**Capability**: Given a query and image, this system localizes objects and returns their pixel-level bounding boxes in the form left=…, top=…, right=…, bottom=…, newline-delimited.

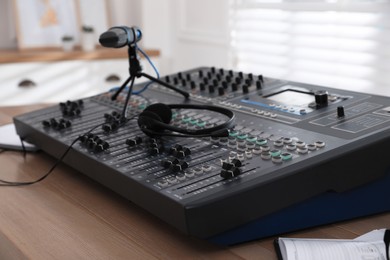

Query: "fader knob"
left=161, top=160, right=172, bottom=168
left=220, top=167, right=241, bottom=179
left=256, top=80, right=263, bottom=89
left=87, top=140, right=97, bottom=149
left=42, top=120, right=51, bottom=127
left=218, top=87, right=225, bottom=96
left=225, top=76, right=231, bottom=83
left=103, top=123, right=112, bottom=132
left=79, top=134, right=88, bottom=143
left=150, top=147, right=163, bottom=155
left=242, top=85, right=249, bottom=94
left=190, top=81, right=196, bottom=89
left=181, top=79, right=187, bottom=87
left=231, top=158, right=242, bottom=167
left=222, top=81, right=228, bottom=89
left=58, top=122, right=66, bottom=129
left=95, top=144, right=105, bottom=152
left=50, top=118, right=58, bottom=127
left=183, top=147, right=191, bottom=156
left=179, top=161, right=189, bottom=170
left=102, top=141, right=110, bottom=150
left=171, top=164, right=181, bottom=173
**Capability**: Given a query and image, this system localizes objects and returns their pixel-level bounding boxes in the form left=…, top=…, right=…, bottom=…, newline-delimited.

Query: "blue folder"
left=208, top=170, right=390, bottom=245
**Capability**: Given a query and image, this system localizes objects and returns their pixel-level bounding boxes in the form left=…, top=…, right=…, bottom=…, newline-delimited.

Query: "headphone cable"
left=0, top=115, right=137, bottom=187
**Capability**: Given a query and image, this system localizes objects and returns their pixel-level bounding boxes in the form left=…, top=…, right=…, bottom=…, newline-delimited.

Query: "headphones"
left=137, top=103, right=235, bottom=137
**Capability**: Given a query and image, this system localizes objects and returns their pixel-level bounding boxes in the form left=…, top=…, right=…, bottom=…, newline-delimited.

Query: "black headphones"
left=137, top=103, right=235, bottom=137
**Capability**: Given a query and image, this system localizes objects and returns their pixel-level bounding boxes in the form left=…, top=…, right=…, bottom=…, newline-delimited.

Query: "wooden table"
left=1, top=105, right=389, bottom=259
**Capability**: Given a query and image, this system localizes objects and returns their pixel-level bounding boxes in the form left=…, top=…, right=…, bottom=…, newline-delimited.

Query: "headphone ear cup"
left=143, top=103, right=172, bottom=124
left=138, top=111, right=165, bottom=132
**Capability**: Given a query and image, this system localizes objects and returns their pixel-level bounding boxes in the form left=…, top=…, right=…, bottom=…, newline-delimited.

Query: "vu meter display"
left=266, top=89, right=314, bottom=107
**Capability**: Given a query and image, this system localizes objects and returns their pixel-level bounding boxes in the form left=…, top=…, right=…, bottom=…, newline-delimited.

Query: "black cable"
left=384, top=229, right=390, bottom=260
left=0, top=136, right=80, bottom=186
left=121, top=76, right=136, bottom=119
left=0, top=116, right=136, bottom=187
left=19, top=136, right=27, bottom=159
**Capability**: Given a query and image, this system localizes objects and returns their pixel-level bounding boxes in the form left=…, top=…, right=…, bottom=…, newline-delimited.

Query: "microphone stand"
left=111, top=45, right=190, bottom=119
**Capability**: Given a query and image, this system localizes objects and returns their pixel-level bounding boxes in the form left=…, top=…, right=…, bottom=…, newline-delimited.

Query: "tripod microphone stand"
left=111, top=45, right=190, bottom=119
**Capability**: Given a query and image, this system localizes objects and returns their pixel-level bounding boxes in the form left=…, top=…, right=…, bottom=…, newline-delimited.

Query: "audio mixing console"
left=13, top=67, right=390, bottom=243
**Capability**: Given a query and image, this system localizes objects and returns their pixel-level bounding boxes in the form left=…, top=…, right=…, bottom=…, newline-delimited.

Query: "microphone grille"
left=99, top=28, right=128, bottom=48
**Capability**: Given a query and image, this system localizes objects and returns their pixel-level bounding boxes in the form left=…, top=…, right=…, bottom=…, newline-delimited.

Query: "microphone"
left=99, top=26, right=142, bottom=48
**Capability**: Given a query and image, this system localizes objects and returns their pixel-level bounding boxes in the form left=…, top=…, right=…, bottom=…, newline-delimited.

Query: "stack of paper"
left=275, top=229, right=389, bottom=260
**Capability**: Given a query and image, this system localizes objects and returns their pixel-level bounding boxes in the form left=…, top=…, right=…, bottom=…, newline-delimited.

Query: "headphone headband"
left=138, top=103, right=235, bottom=137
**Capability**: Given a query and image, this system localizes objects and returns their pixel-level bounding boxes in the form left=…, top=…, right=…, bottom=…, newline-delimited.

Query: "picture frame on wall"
left=13, top=0, right=80, bottom=50
left=76, top=0, right=111, bottom=37
left=76, top=0, right=110, bottom=51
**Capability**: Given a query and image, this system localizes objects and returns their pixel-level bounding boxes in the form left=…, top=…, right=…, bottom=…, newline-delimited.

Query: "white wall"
left=0, top=0, right=17, bottom=49
left=140, top=0, right=231, bottom=74
left=170, top=0, right=231, bottom=72
left=109, top=0, right=142, bottom=27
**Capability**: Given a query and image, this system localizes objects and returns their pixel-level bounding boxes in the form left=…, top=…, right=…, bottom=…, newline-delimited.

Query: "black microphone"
left=99, top=26, right=142, bottom=48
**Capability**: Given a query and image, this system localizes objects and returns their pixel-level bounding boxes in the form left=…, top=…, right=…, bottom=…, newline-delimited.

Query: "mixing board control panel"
left=14, top=67, right=390, bottom=239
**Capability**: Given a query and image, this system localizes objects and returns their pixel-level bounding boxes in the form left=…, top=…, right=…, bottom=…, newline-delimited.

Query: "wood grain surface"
left=0, top=105, right=389, bottom=260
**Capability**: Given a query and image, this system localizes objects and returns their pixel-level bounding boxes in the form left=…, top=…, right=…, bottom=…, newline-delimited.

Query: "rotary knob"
left=337, top=106, right=345, bottom=118
left=314, top=90, right=328, bottom=107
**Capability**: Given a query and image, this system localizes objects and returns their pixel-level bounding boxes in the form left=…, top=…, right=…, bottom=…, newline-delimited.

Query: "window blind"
left=230, top=0, right=390, bottom=95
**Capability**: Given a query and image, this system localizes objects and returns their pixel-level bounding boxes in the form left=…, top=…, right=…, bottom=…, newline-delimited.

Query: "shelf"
left=0, top=47, right=160, bottom=64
